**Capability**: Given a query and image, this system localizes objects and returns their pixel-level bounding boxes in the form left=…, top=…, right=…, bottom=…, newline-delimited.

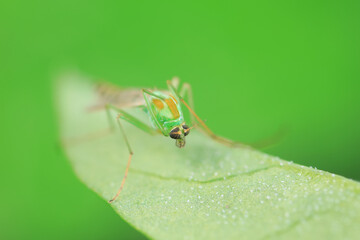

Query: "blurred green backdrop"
left=1, top=0, right=360, bottom=239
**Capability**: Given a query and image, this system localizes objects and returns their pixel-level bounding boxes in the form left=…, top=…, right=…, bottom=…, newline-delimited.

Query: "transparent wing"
left=89, top=82, right=146, bottom=110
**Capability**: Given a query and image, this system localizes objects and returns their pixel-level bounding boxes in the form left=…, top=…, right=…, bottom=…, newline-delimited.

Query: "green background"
left=1, top=1, right=359, bottom=239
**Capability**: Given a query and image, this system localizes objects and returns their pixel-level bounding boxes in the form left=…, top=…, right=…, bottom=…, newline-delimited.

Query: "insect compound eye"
left=170, top=127, right=181, bottom=139
left=182, top=124, right=190, bottom=136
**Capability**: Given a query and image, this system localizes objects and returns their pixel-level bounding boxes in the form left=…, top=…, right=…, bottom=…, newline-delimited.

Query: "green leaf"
left=57, top=74, right=360, bottom=240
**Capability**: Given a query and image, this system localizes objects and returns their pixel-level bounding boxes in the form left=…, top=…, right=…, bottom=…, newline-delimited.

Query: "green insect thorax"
left=143, top=90, right=184, bottom=135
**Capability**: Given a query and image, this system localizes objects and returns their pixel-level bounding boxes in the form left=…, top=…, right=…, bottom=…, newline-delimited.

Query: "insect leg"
left=105, top=104, right=159, bottom=135
left=181, top=98, right=287, bottom=149
left=142, top=89, right=166, bottom=100
left=166, top=80, right=237, bottom=145
left=108, top=114, right=133, bottom=203
left=170, top=76, right=180, bottom=90
left=166, top=80, right=287, bottom=149
left=165, top=79, right=195, bottom=126
left=167, top=80, right=241, bottom=146
left=178, top=82, right=195, bottom=124
left=180, top=98, right=250, bottom=148
left=106, top=105, right=159, bottom=203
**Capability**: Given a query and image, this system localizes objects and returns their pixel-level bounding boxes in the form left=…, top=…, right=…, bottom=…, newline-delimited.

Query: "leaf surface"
left=57, top=74, right=360, bottom=240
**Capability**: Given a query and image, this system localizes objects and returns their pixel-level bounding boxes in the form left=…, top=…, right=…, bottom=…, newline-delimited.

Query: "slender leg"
left=106, top=104, right=159, bottom=203
left=167, top=80, right=286, bottom=149
left=181, top=97, right=287, bottom=149
left=108, top=114, right=133, bottom=203
left=106, top=104, right=159, bottom=135
left=180, top=98, right=250, bottom=148
left=170, top=77, right=180, bottom=90
left=179, top=83, right=194, bottom=109
left=165, top=79, right=196, bottom=125
left=142, top=88, right=166, bottom=100
left=166, top=80, right=248, bottom=147
left=178, top=82, right=195, bottom=125
left=167, top=80, right=244, bottom=147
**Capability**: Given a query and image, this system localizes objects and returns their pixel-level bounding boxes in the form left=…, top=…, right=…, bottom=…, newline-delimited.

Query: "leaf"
left=57, top=73, right=360, bottom=240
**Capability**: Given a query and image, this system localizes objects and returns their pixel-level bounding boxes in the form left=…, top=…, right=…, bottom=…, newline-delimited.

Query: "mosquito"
left=92, top=77, right=262, bottom=203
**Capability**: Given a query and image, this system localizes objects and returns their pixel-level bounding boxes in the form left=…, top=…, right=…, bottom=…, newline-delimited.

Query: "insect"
left=93, top=77, right=251, bottom=203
